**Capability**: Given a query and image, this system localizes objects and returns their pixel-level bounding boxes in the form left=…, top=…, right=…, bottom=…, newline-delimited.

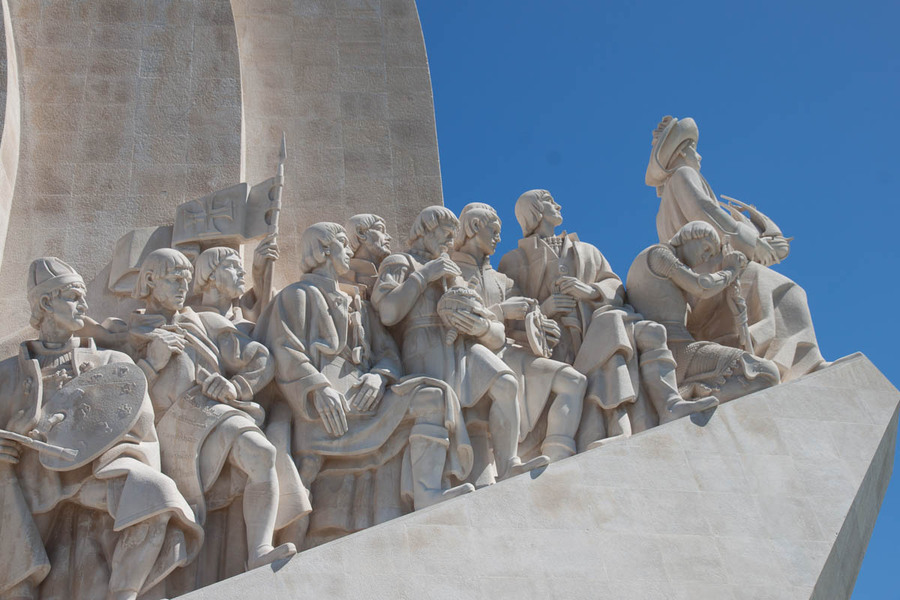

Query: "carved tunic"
left=657, top=166, right=826, bottom=381
left=0, top=338, right=202, bottom=598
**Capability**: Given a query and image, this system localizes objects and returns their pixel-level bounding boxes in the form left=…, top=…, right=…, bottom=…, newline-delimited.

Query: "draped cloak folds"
left=0, top=338, right=203, bottom=598
left=656, top=165, right=826, bottom=381
left=255, top=273, right=472, bottom=535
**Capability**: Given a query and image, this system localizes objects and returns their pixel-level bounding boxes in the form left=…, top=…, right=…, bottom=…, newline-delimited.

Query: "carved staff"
left=0, top=428, right=78, bottom=462
left=259, top=134, right=285, bottom=306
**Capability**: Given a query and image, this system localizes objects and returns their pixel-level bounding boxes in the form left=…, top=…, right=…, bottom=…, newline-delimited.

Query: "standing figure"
left=451, top=203, right=586, bottom=463
left=192, top=234, right=279, bottom=335
left=627, top=221, right=781, bottom=401
left=0, top=258, right=203, bottom=600
left=499, top=190, right=717, bottom=448
left=342, top=213, right=393, bottom=300
left=373, top=206, right=548, bottom=488
left=129, top=249, right=307, bottom=588
left=646, top=115, right=828, bottom=381
left=256, top=223, right=474, bottom=547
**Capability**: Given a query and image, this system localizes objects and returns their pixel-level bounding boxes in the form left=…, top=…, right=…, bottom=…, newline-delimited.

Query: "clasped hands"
left=314, top=373, right=386, bottom=437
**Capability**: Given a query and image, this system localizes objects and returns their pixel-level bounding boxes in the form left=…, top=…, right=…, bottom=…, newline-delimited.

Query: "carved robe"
left=657, top=166, right=827, bottom=381
left=0, top=338, right=203, bottom=599
left=256, top=273, right=471, bottom=544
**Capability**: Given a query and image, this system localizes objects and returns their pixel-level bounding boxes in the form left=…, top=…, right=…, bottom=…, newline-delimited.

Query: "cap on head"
left=27, top=257, right=84, bottom=306
left=645, top=116, right=699, bottom=189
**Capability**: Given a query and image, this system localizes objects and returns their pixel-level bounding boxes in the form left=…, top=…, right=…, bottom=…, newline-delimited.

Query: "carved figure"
left=192, top=234, right=279, bottom=334
left=646, top=116, right=828, bottom=381
left=256, top=223, right=474, bottom=547
left=451, top=203, right=586, bottom=463
left=373, top=207, right=549, bottom=487
left=129, top=249, right=307, bottom=584
left=499, top=191, right=717, bottom=448
left=627, top=221, right=781, bottom=401
left=0, top=258, right=203, bottom=600
left=342, top=213, right=393, bottom=300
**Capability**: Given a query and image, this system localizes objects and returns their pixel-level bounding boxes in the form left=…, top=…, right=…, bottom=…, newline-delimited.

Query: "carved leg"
left=489, top=374, right=549, bottom=480
left=107, top=514, right=169, bottom=600
left=230, top=430, right=297, bottom=570
left=542, top=366, right=586, bottom=462
left=408, top=386, right=474, bottom=508
left=635, top=322, right=718, bottom=423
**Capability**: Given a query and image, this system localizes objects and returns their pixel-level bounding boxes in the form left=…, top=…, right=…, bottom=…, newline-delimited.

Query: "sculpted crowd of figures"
left=0, top=117, right=829, bottom=600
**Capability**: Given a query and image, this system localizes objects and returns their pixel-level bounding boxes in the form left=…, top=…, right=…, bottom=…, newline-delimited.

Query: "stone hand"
left=556, top=276, right=596, bottom=301
left=350, top=373, right=387, bottom=412
left=146, top=329, right=185, bottom=371
left=767, top=235, right=791, bottom=261
left=499, top=297, right=532, bottom=320
left=541, top=293, right=576, bottom=317
left=253, top=233, right=279, bottom=273
left=722, top=250, right=748, bottom=273
left=314, top=386, right=350, bottom=437
left=753, top=237, right=782, bottom=267
left=447, top=310, right=491, bottom=338
left=202, top=372, right=238, bottom=403
left=540, top=316, right=561, bottom=347
left=420, top=255, right=461, bottom=283
left=0, top=438, right=20, bottom=465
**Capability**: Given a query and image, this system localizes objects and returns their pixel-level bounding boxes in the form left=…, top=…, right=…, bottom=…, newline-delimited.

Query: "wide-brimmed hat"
left=645, top=116, right=699, bottom=188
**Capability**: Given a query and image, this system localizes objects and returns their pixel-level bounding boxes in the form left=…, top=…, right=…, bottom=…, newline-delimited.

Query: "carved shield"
left=39, top=362, right=147, bottom=471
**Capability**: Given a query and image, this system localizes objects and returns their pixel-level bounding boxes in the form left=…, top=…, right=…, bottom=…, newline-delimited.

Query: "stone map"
left=0, top=2, right=892, bottom=600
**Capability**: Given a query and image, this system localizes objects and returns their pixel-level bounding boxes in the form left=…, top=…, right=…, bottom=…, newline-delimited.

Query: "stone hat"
left=27, top=257, right=84, bottom=305
left=645, top=116, right=699, bottom=188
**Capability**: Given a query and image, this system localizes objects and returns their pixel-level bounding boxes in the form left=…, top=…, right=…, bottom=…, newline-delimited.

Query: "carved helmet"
left=645, top=116, right=699, bottom=189
left=27, top=257, right=84, bottom=306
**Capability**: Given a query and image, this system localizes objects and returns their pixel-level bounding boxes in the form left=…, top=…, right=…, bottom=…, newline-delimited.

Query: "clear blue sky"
left=417, top=2, right=900, bottom=596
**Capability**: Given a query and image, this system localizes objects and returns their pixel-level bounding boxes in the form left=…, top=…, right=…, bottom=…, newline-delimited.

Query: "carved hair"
left=193, top=247, right=241, bottom=293
left=514, top=189, right=553, bottom=237
left=407, top=206, right=458, bottom=247
left=346, top=213, right=385, bottom=254
left=29, top=282, right=86, bottom=329
left=669, top=221, right=720, bottom=248
left=454, top=203, right=500, bottom=250
left=299, top=222, right=346, bottom=273
left=134, top=248, right=193, bottom=300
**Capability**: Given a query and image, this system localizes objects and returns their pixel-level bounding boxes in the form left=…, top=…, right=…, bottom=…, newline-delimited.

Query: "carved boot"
left=409, top=423, right=475, bottom=509
left=541, top=434, right=577, bottom=463
left=244, top=480, right=298, bottom=570
left=640, top=348, right=718, bottom=424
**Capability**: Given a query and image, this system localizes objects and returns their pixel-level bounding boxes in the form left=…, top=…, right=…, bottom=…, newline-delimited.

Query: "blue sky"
left=417, top=2, right=900, bottom=596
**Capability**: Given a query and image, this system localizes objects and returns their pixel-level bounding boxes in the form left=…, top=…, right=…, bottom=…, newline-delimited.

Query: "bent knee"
left=491, top=373, right=518, bottom=401
left=408, top=386, right=445, bottom=420
left=635, top=321, right=667, bottom=350
left=554, top=366, right=587, bottom=395
left=234, top=429, right=277, bottom=472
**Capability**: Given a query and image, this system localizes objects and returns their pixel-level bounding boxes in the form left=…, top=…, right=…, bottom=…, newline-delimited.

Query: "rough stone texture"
left=179, top=354, right=898, bottom=600
left=0, top=0, right=20, bottom=279
left=230, top=0, right=443, bottom=292
left=0, top=0, right=442, bottom=354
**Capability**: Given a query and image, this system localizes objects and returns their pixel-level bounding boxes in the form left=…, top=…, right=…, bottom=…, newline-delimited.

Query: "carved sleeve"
left=372, top=254, right=425, bottom=326
left=647, top=245, right=680, bottom=279
left=668, top=167, right=759, bottom=257
left=216, top=325, right=275, bottom=401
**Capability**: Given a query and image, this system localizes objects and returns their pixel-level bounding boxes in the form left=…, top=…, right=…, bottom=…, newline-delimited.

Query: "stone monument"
left=0, top=2, right=893, bottom=599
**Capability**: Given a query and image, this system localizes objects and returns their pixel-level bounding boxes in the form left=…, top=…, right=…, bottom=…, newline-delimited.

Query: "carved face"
left=328, top=231, right=352, bottom=276
left=681, top=142, right=702, bottom=171
left=361, top=220, right=392, bottom=260
left=44, top=285, right=88, bottom=333
left=540, top=195, right=563, bottom=228
left=150, top=267, right=192, bottom=311
left=472, top=216, right=502, bottom=257
left=423, top=222, right=457, bottom=258
left=680, top=237, right=719, bottom=269
left=213, top=255, right=246, bottom=299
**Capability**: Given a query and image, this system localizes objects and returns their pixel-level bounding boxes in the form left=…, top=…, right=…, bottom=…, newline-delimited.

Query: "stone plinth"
left=180, top=354, right=898, bottom=600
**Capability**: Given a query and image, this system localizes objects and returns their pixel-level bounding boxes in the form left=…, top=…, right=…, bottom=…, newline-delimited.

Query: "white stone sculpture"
left=342, top=214, right=394, bottom=300
left=0, top=258, right=203, bottom=600
left=373, top=206, right=549, bottom=487
left=646, top=116, right=828, bottom=381
left=451, top=203, right=586, bottom=464
left=128, top=249, right=308, bottom=590
left=627, top=221, right=781, bottom=401
left=499, top=190, right=717, bottom=448
left=256, top=223, right=475, bottom=548
left=192, top=235, right=279, bottom=334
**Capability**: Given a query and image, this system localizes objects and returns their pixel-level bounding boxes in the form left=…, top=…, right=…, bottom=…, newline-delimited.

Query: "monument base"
left=180, top=353, right=898, bottom=600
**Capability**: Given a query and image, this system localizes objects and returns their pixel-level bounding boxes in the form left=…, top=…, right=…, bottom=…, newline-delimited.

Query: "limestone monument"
left=0, top=2, right=893, bottom=599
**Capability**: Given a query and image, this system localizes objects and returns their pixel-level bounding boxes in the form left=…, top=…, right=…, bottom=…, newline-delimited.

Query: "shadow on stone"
left=690, top=405, right=717, bottom=427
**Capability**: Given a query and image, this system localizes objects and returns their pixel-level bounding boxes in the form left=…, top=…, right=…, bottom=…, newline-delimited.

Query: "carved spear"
left=259, top=134, right=285, bottom=306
